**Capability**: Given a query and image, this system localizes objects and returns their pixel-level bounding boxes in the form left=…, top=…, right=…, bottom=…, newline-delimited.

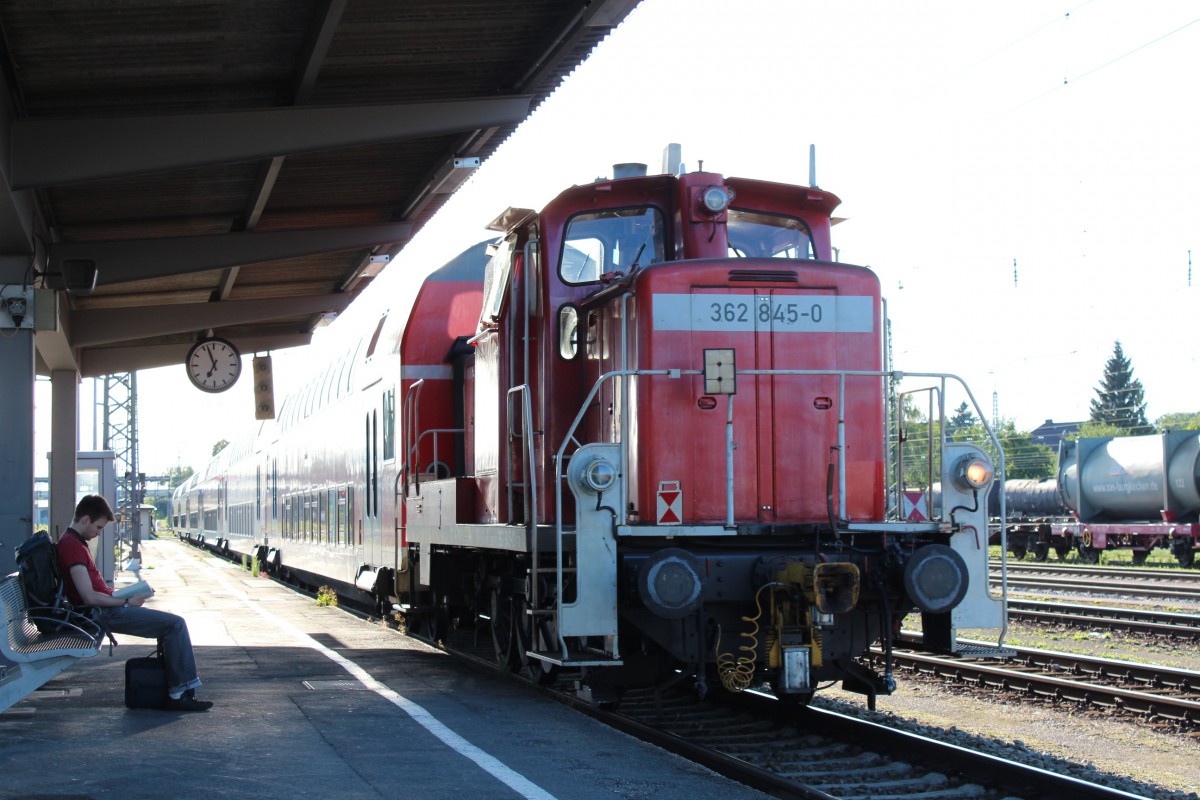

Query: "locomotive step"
left=893, top=634, right=1015, bottom=660
left=526, top=649, right=624, bottom=668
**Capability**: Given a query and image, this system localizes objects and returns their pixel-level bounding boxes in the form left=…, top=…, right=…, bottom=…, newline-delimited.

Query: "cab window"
left=480, top=236, right=516, bottom=324
left=727, top=210, right=814, bottom=259
left=560, top=207, right=665, bottom=284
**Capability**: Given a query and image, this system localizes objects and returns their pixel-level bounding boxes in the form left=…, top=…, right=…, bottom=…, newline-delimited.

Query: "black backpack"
left=16, top=530, right=72, bottom=633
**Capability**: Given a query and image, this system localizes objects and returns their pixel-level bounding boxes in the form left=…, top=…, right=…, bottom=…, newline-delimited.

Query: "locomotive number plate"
left=652, top=294, right=873, bottom=333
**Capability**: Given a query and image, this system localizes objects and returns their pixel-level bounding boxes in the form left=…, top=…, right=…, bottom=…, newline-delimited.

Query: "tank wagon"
left=984, top=432, right=1200, bottom=565
left=174, top=153, right=1007, bottom=704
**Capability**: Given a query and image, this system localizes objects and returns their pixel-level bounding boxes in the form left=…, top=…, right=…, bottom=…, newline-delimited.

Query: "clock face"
left=186, top=337, right=242, bottom=393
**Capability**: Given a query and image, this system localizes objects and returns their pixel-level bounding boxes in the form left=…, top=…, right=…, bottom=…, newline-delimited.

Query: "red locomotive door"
left=761, top=288, right=840, bottom=523
left=694, top=287, right=840, bottom=524
left=646, top=281, right=874, bottom=526
left=684, top=288, right=766, bottom=523
left=682, top=286, right=842, bottom=524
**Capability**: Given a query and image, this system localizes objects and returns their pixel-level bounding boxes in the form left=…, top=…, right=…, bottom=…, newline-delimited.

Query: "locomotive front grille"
left=728, top=269, right=799, bottom=283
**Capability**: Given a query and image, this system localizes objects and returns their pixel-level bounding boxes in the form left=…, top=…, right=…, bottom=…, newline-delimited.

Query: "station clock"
left=185, top=337, right=242, bottom=393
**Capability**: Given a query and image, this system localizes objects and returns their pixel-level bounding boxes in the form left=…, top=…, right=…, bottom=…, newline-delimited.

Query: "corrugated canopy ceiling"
left=0, top=0, right=638, bottom=377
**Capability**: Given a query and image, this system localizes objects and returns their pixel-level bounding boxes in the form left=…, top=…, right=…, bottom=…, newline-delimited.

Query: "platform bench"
left=1, top=573, right=103, bottom=713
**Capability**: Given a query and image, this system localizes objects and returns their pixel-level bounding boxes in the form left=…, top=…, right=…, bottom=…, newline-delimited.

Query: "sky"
left=36, top=0, right=1200, bottom=476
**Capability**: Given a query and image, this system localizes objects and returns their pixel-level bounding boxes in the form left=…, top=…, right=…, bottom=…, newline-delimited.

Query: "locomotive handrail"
left=506, top=385, right=539, bottom=597
left=888, top=371, right=1009, bottom=643
left=401, top=429, right=464, bottom=482
left=553, top=368, right=688, bottom=658
left=400, top=376, right=464, bottom=488
left=553, top=367, right=1005, bottom=529
left=896, top=385, right=941, bottom=523
left=398, top=376, right=473, bottom=580
left=548, top=367, right=1008, bottom=658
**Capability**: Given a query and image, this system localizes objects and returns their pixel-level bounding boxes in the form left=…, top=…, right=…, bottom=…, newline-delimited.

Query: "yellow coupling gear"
left=767, top=561, right=862, bottom=671
left=773, top=561, right=861, bottom=613
left=713, top=563, right=862, bottom=694
left=811, top=562, right=860, bottom=613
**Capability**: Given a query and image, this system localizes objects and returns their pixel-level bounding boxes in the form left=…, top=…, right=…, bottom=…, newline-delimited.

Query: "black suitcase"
left=124, top=651, right=168, bottom=709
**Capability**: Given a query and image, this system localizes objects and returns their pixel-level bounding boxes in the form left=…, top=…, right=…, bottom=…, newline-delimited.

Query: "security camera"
left=6, top=296, right=26, bottom=328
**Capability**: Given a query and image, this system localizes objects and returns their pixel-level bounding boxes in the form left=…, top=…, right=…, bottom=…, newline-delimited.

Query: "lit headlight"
left=699, top=186, right=731, bottom=214
left=954, top=456, right=993, bottom=491
left=584, top=459, right=618, bottom=493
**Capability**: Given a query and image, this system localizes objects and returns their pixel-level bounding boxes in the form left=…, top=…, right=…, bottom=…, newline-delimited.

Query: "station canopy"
left=1, top=0, right=639, bottom=377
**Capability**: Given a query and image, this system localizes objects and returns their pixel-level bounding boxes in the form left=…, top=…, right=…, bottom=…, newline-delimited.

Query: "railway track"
left=221, top=547, right=1181, bottom=798
left=1006, top=599, right=1200, bottom=640
left=995, top=563, right=1200, bottom=584
left=885, top=637, right=1200, bottom=730
left=607, top=687, right=1156, bottom=800
left=405, top=620, right=1168, bottom=799
left=991, top=564, right=1200, bottom=602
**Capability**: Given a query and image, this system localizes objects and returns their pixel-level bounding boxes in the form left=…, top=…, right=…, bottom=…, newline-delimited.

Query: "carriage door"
left=379, top=386, right=396, bottom=575
left=364, top=402, right=382, bottom=568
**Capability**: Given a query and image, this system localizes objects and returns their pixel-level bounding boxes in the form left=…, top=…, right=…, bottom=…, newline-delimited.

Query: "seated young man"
left=56, top=494, right=213, bottom=712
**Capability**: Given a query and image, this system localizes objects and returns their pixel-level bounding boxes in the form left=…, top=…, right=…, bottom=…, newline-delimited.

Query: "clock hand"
left=206, top=344, right=218, bottom=378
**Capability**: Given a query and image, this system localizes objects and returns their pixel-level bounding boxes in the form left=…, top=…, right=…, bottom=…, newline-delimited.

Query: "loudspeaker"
left=253, top=355, right=275, bottom=420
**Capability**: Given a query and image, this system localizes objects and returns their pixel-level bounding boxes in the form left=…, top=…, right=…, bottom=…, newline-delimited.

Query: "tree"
left=945, top=402, right=978, bottom=440
left=958, top=419, right=1055, bottom=480
left=151, top=466, right=195, bottom=520
left=1073, top=421, right=1125, bottom=440
left=166, top=465, right=194, bottom=489
left=212, top=439, right=229, bottom=457
left=1155, top=411, right=1200, bottom=432
left=1088, top=341, right=1151, bottom=434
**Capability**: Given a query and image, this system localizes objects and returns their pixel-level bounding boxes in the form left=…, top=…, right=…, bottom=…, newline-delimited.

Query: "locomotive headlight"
left=953, top=456, right=994, bottom=491
left=699, top=186, right=731, bottom=214
left=583, top=459, right=618, bottom=493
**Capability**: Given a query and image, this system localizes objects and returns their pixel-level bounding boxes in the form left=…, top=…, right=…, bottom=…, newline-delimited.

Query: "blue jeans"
left=97, top=605, right=203, bottom=696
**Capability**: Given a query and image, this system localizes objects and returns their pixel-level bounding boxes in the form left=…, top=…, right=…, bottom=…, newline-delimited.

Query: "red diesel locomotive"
left=174, top=152, right=1007, bottom=704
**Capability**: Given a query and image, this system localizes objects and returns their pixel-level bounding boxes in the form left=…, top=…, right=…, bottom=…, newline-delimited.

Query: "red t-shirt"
left=55, top=529, right=112, bottom=605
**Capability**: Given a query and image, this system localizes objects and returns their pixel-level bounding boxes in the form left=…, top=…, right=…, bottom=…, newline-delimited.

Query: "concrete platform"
left=0, top=538, right=771, bottom=800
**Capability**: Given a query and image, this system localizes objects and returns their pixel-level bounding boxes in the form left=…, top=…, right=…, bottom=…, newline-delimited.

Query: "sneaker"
left=163, top=693, right=213, bottom=712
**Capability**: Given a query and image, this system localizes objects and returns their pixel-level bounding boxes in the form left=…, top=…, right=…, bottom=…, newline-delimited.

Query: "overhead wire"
left=1004, top=11, right=1200, bottom=114
left=941, top=0, right=1096, bottom=84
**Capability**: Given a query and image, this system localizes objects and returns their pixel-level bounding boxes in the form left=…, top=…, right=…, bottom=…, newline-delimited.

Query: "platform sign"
left=657, top=481, right=683, bottom=525
left=902, top=491, right=929, bottom=522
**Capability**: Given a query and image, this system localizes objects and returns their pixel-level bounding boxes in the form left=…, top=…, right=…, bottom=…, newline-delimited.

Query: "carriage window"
left=727, top=210, right=815, bottom=259
left=382, top=387, right=396, bottom=460
left=560, top=207, right=664, bottom=285
left=336, top=487, right=348, bottom=546
left=323, top=489, right=333, bottom=543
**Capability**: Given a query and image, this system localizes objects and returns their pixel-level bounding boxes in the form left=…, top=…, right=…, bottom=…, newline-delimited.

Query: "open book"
left=112, top=580, right=155, bottom=600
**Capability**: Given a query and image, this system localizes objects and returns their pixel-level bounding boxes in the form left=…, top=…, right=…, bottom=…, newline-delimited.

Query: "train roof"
left=426, top=240, right=495, bottom=282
